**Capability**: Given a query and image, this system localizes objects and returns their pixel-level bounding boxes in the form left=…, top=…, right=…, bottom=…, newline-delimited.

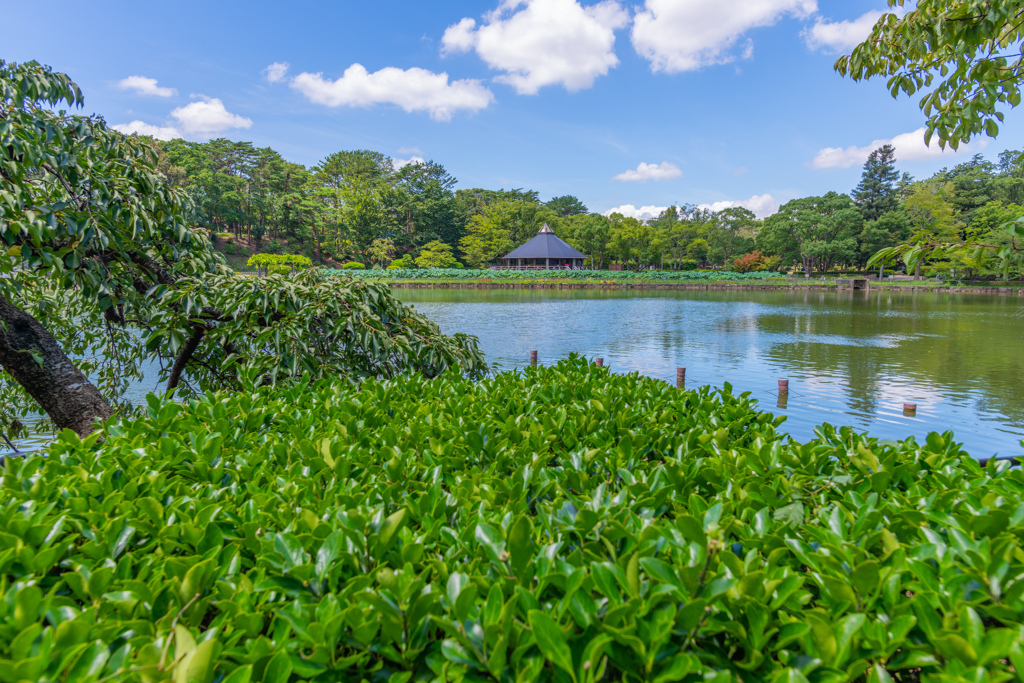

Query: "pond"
left=5, top=287, right=1022, bottom=461
left=396, top=287, right=1024, bottom=458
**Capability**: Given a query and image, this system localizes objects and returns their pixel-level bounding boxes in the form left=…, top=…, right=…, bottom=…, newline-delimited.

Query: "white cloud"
left=698, top=193, right=779, bottom=218
left=442, top=0, right=629, bottom=94
left=112, top=120, right=180, bottom=140
left=117, top=75, right=176, bottom=97
left=397, top=146, right=423, bottom=155
left=170, top=97, right=253, bottom=137
left=612, top=161, right=682, bottom=182
left=290, top=64, right=493, bottom=121
left=603, top=204, right=669, bottom=221
left=393, top=155, right=426, bottom=169
left=631, top=0, right=817, bottom=72
left=809, top=128, right=985, bottom=169
left=263, top=62, right=290, bottom=83
left=803, top=9, right=904, bottom=53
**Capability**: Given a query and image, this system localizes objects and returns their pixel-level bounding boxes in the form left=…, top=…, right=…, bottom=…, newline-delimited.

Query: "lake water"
left=397, top=287, right=1024, bottom=458
left=5, top=287, right=1022, bottom=460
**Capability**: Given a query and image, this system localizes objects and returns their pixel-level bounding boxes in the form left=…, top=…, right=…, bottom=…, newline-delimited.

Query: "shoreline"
left=383, top=280, right=1024, bottom=295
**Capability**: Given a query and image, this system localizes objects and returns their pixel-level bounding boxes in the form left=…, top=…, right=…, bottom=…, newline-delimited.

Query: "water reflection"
left=397, top=287, right=1024, bottom=457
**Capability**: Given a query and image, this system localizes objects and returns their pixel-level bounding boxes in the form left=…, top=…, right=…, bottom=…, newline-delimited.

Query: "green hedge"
left=247, top=253, right=312, bottom=269
left=3, top=357, right=1023, bottom=682
left=327, top=268, right=782, bottom=281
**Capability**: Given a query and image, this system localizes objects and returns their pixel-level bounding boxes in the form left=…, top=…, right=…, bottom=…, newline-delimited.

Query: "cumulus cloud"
left=603, top=204, right=669, bottom=221
left=263, top=62, right=290, bottom=83
left=803, top=10, right=890, bottom=53
left=170, top=97, right=253, bottom=137
left=397, top=146, right=423, bottom=155
left=117, top=76, right=176, bottom=97
left=612, top=161, right=682, bottom=182
left=442, top=0, right=629, bottom=94
left=393, top=155, right=426, bottom=169
left=809, top=128, right=984, bottom=169
left=632, top=0, right=816, bottom=72
left=112, top=120, right=180, bottom=140
left=698, top=193, right=779, bottom=218
left=290, top=64, right=493, bottom=121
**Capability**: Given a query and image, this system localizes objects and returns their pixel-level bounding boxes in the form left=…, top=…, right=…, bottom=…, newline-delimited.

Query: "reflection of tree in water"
left=399, top=287, right=1024, bottom=427
left=757, top=290, right=1024, bottom=424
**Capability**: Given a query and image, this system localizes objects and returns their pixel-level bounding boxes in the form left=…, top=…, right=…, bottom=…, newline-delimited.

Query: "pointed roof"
left=501, top=224, right=587, bottom=260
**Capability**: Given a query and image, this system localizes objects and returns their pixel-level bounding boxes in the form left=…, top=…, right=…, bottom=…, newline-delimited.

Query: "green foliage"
left=330, top=268, right=781, bottom=281
left=367, top=237, right=395, bottom=268
left=545, top=195, right=589, bottom=217
left=387, top=256, right=413, bottom=270
left=224, top=243, right=238, bottom=255
left=414, top=240, right=458, bottom=269
left=460, top=201, right=562, bottom=267
left=854, top=145, right=900, bottom=221
left=4, top=356, right=1024, bottom=682
left=245, top=253, right=312, bottom=269
left=144, top=271, right=487, bottom=395
left=341, top=261, right=365, bottom=269
left=836, top=1, right=1024, bottom=149
left=759, top=193, right=863, bottom=274
left=268, top=264, right=291, bottom=276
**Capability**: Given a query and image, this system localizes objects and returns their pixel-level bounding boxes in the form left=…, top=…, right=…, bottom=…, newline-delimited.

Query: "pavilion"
left=495, top=224, right=588, bottom=269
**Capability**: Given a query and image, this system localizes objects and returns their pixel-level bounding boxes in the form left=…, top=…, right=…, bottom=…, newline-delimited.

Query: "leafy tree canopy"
left=545, top=195, right=588, bottom=217
left=836, top=1, right=1024, bottom=149
left=0, top=60, right=485, bottom=438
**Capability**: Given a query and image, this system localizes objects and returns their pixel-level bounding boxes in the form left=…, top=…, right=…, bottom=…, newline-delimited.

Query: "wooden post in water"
left=778, top=379, right=789, bottom=393
left=676, top=367, right=685, bottom=389
left=530, top=350, right=538, bottom=367
left=903, top=402, right=917, bottom=415
left=595, top=358, right=603, bottom=367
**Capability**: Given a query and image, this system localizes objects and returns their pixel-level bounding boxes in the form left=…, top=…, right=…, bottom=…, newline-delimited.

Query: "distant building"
left=495, top=224, right=587, bottom=269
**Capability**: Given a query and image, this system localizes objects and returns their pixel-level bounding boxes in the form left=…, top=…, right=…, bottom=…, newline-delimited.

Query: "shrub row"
left=327, top=268, right=783, bottom=281
left=246, top=254, right=313, bottom=269
left=2, top=357, right=1022, bottom=682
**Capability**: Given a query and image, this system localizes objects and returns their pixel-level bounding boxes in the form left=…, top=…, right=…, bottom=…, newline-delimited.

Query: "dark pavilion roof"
left=500, top=224, right=587, bottom=260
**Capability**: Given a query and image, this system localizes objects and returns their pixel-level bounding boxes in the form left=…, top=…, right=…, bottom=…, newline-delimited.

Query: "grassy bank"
left=4, top=357, right=1024, bottom=681
left=318, top=268, right=1024, bottom=294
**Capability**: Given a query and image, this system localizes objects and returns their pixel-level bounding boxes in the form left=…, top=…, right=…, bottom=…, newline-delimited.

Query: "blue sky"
left=7, top=0, right=1024, bottom=219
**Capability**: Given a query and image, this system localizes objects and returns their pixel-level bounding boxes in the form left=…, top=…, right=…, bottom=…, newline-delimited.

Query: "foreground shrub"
left=2, top=357, right=1023, bottom=682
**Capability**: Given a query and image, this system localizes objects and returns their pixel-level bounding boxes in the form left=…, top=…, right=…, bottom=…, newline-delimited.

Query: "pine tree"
left=853, top=144, right=900, bottom=221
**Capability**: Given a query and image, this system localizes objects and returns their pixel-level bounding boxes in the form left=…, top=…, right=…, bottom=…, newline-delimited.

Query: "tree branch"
left=166, top=324, right=206, bottom=394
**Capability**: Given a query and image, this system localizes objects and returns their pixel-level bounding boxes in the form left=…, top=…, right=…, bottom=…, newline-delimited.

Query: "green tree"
left=606, top=214, right=656, bottom=270
left=853, top=144, right=900, bottom=221
left=368, top=237, right=396, bottom=268
left=859, top=210, right=912, bottom=265
left=759, top=193, right=862, bottom=275
left=415, top=240, right=458, bottom=268
left=458, top=200, right=560, bottom=267
left=545, top=195, right=588, bottom=217
left=0, top=61, right=485, bottom=438
left=456, top=188, right=540, bottom=217
left=706, top=207, right=757, bottom=266
left=564, top=213, right=611, bottom=268
left=836, top=1, right=1024, bottom=149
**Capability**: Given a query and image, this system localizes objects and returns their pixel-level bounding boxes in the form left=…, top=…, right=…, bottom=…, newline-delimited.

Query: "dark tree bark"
left=166, top=324, right=206, bottom=393
left=0, top=293, right=113, bottom=437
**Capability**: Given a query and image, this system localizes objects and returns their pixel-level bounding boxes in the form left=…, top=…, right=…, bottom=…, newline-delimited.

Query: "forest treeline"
left=156, top=138, right=1024, bottom=276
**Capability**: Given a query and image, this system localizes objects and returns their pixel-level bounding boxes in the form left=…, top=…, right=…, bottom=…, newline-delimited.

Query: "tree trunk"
left=0, top=294, right=114, bottom=437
